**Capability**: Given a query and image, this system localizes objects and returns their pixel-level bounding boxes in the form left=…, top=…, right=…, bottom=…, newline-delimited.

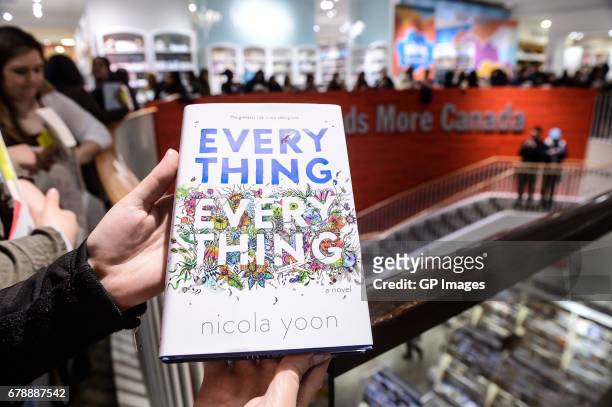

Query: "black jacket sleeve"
left=0, top=241, right=146, bottom=385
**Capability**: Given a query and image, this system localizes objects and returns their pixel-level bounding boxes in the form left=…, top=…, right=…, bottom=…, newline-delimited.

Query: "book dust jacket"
left=160, top=103, right=373, bottom=361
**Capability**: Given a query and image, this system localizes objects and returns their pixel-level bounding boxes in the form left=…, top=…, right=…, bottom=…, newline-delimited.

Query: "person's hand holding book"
left=86, top=149, right=179, bottom=310
left=195, top=353, right=331, bottom=407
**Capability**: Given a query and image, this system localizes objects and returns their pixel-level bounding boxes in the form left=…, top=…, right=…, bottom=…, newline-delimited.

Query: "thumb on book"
left=130, top=149, right=179, bottom=207
left=263, top=353, right=331, bottom=406
left=44, top=188, right=60, bottom=209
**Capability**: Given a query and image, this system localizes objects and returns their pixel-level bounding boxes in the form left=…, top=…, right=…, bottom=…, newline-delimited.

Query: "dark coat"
left=0, top=242, right=146, bottom=384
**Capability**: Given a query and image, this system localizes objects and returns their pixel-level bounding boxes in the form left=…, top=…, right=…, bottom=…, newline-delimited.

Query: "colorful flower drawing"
left=167, top=182, right=361, bottom=294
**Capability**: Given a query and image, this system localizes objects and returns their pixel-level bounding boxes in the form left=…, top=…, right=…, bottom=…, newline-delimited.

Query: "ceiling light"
left=188, top=3, right=197, bottom=12
left=60, top=38, right=75, bottom=46
left=231, top=2, right=293, bottom=44
left=540, top=19, right=551, bottom=29
left=320, top=0, right=334, bottom=11
left=313, top=24, right=320, bottom=33
left=568, top=32, right=577, bottom=40
left=575, top=32, right=584, bottom=40
left=608, top=29, right=612, bottom=37
left=2, top=12, right=12, bottom=21
left=54, top=45, right=65, bottom=54
left=203, top=9, right=222, bottom=24
left=32, top=2, right=43, bottom=18
left=326, top=9, right=337, bottom=18
left=350, top=20, right=365, bottom=38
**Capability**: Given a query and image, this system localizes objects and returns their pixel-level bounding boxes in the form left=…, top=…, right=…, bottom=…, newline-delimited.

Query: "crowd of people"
left=212, top=67, right=404, bottom=95
left=191, top=63, right=612, bottom=98
left=0, top=25, right=330, bottom=406
left=61, top=55, right=609, bottom=104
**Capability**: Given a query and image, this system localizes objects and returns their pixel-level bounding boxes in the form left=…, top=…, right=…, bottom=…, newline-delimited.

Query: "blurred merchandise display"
left=360, top=286, right=612, bottom=407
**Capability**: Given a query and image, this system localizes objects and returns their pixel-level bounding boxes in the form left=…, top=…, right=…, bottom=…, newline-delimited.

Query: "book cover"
left=0, top=132, right=34, bottom=239
left=159, top=103, right=372, bottom=362
left=36, top=108, right=77, bottom=148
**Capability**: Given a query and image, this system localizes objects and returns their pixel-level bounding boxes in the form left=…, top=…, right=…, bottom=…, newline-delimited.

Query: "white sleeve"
left=41, top=91, right=112, bottom=149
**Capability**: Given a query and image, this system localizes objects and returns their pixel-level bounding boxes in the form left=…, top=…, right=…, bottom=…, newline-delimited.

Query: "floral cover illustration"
left=168, top=179, right=361, bottom=294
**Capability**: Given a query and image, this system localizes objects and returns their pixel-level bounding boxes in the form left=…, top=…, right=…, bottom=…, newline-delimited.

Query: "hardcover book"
left=159, top=103, right=373, bottom=362
left=0, top=133, right=34, bottom=239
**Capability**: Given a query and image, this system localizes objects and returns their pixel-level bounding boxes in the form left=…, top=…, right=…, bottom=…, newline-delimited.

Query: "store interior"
left=6, top=0, right=611, bottom=97
left=1, top=0, right=612, bottom=406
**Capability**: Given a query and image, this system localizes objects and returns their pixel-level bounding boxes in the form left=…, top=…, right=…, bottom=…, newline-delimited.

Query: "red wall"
left=150, top=88, right=596, bottom=210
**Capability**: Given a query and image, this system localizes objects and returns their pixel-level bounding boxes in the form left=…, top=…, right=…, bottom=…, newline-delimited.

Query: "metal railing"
left=356, top=157, right=612, bottom=238
left=591, top=90, right=612, bottom=140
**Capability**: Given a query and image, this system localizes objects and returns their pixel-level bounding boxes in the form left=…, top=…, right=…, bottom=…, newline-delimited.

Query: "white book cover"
left=159, top=103, right=372, bottom=362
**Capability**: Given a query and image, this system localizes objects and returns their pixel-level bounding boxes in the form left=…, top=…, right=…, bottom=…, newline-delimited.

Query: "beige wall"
left=586, top=139, right=612, bottom=167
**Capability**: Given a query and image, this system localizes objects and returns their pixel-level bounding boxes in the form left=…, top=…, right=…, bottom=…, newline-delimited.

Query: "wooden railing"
left=95, top=107, right=158, bottom=205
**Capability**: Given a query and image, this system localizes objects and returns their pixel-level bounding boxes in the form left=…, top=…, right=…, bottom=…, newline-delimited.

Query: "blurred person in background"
left=282, top=75, right=296, bottom=92
left=191, top=68, right=211, bottom=96
left=527, top=66, right=547, bottom=87
left=144, top=72, right=159, bottom=102
left=221, top=69, right=242, bottom=95
left=353, top=71, right=370, bottom=91
left=590, top=63, right=610, bottom=88
left=553, top=70, right=573, bottom=87
left=457, top=71, right=468, bottom=89
left=467, top=71, right=479, bottom=87
left=326, top=72, right=344, bottom=91
left=541, top=71, right=557, bottom=88
left=512, top=66, right=528, bottom=86
left=244, top=70, right=268, bottom=93
left=90, top=56, right=131, bottom=118
left=303, top=72, right=317, bottom=92
left=397, top=66, right=415, bottom=90
left=490, top=68, right=509, bottom=86
left=515, top=126, right=546, bottom=208
left=156, top=71, right=190, bottom=102
left=91, top=56, right=111, bottom=89
left=375, top=67, right=395, bottom=90
left=541, top=127, right=567, bottom=208
left=443, top=70, right=456, bottom=88
left=419, top=68, right=434, bottom=104
left=45, top=54, right=126, bottom=125
left=185, top=70, right=197, bottom=93
left=0, top=26, right=110, bottom=233
left=268, top=75, right=282, bottom=92
left=114, top=68, right=139, bottom=110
